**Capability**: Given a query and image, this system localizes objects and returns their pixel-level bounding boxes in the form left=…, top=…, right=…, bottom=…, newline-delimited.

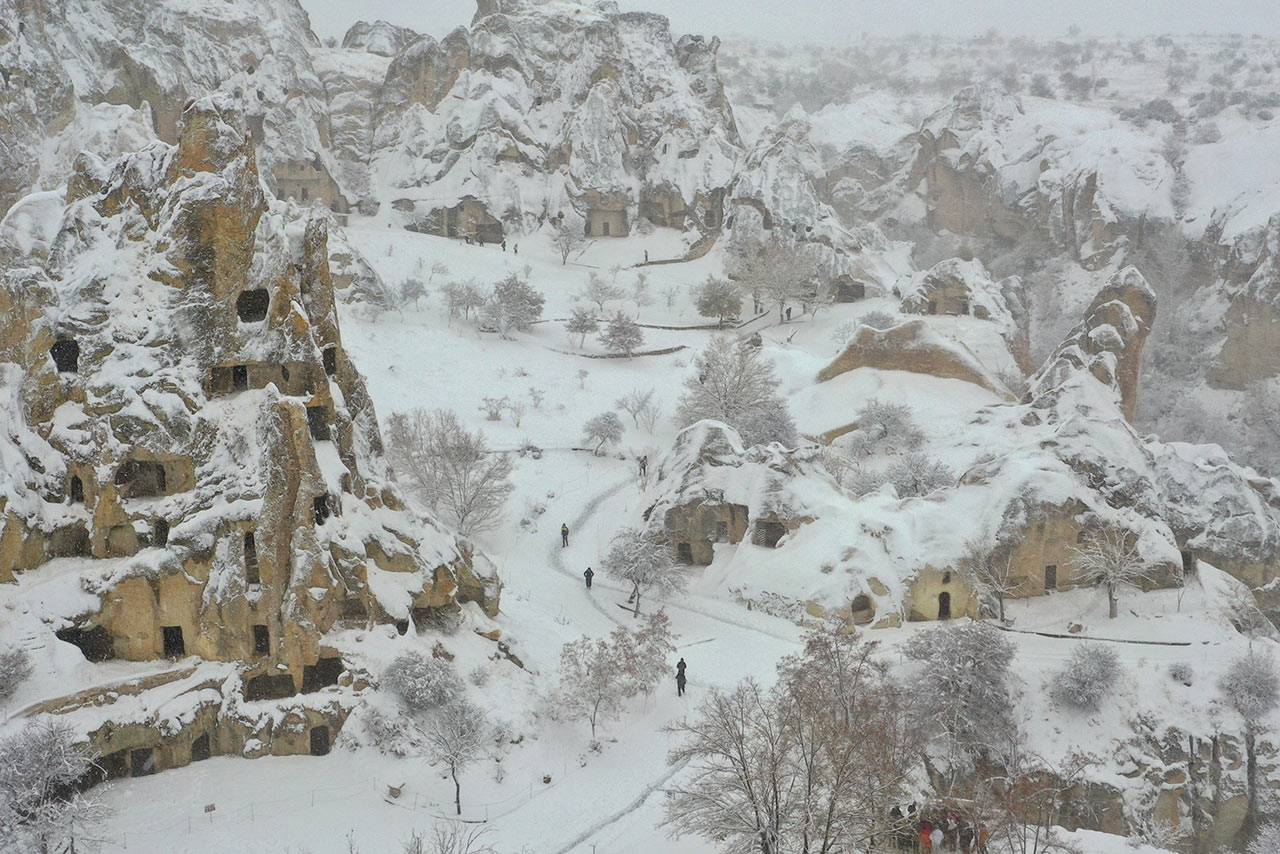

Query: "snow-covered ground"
left=43, top=223, right=1255, bottom=853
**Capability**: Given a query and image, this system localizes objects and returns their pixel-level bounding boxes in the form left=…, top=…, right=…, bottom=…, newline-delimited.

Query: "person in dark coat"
left=676, top=658, right=687, bottom=696
left=560, top=523, right=569, bottom=548
left=501, top=240, right=507, bottom=252
left=785, top=306, right=792, bottom=321
left=583, top=567, right=594, bottom=588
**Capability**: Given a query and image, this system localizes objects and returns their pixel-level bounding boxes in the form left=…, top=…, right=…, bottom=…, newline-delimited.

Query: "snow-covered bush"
left=382, top=655, right=465, bottom=712
left=361, top=705, right=418, bottom=757
left=1050, top=643, right=1121, bottom=711
left=0, top=649, right=32, bottom=702
left=842, top=399, right=924, bottom=458
left=582, top=411, right=624, bottom=454
left=1168, top=661, right=1194, bottom=685
left=886, top=453, right=954, bottom=497
left=857, top=310, right=897, bottom=330
left=580, top=272, right=623, bottom=310
left=616, top=388, right=657, bottom=429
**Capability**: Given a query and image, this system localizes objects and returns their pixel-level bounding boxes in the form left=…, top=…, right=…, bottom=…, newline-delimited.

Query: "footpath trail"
left=531, top=469, right=803, bottom=853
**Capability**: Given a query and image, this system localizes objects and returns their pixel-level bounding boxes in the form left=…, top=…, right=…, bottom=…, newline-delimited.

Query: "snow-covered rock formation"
left=0, top=96, right=498, bottom=777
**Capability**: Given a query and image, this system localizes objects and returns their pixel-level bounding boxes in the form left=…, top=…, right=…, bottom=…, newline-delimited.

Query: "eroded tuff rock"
left=0, top=96, right=499, bottom=761
left=1028, top=265, right=1157, bottom=424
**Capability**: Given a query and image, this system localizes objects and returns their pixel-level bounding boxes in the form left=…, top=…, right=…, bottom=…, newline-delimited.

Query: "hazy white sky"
left=300, top=0, right=1280, bottom=45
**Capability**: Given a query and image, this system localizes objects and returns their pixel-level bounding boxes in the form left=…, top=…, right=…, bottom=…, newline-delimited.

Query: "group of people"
left=460, top=233, right=516, bottom=254
left=888, top=805, right=989, bottom=852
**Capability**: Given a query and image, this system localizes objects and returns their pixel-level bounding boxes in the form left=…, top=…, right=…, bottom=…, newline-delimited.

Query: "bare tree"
left=728, top=237, right=819, bottom=323
left=565, top=306, right=599, bottom=348
left=959, top=539, right=1021, bottom=622
left=582, top=411, right=624, bottom=455
left=423, top=700, right=489, bottom=816
left=660, top=284, right=680, bottom=308
left=384, top=409, right=515, bottom=535
left=0, top=719, right=110, bottom=854
left=973, top=740, right=1095, bottom=854
left=599, top=311, right=644, bottom=357
left=426, top=822, right=497, bottom=854
left=665, top=625, right=915, bottom=853
left=675, top=336, right=796, bottom=446
left=1071, top=527, right=1153, bottom=619
left=553, top=219, right=586, bottom=265
left=580, top=272, right=624, bottom=312
left=554, top=636, right=624, bottom=739
left=603, top=526, right=686, bottom=617
left=632, top=271, right=651, bottom=318
left=1218, top=650, right=1280, bottom=840
left=615, top=388, right=657, bottom=428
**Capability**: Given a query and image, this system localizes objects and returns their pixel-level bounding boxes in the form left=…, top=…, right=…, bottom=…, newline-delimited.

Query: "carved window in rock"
left=68, top=475, right=84, bottom=504
left=114, top=460, right=166, bottom=498
left=50, top=339, right=79, bottom=373
left=232, top=365, right=248, bottom=391
left=676, top=542, right=693, bottom=564
left=190, top=733, right=211, bottom=763
left=153, top=518, right=169, bottom=547
left=309, top=726, right=330, bottom=756
left=322, top=346, right=337, bottom=377
left=162, top=625, right=185, bottom=658
left=252, top=624, right=270, bottom=656
left=307, top=406, right=330, bottom=441
left=236, top=288, right=270, bottom=323
left=1044, top=564, right=1058, bottom=591
left=313, top=495, right=331, bottom=526
left=244, top=532, right=259, bottom=584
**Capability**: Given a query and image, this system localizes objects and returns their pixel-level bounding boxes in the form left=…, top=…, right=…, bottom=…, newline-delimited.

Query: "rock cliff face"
left=0, top=97, right=498, bottom=767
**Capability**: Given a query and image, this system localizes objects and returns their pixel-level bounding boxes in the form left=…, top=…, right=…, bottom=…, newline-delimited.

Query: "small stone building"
left=664, top=497, right=748, bottom=565
left=585, top=206, right=628, bottom=238
left=271, top=156, right=349, bottom=223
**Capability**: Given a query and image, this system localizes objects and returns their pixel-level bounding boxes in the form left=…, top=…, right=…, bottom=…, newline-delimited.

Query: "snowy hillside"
left=2, top=4, right=1280, bottom=854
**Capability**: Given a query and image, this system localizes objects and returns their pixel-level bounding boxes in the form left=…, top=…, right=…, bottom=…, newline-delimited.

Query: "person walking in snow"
left=644, top=250, right=649, bottom=263
left=583, top=566, right=594, bottom=589
left=930, top=826, right=943, bottom=852
left=561, top=523, right=569, bottom=548
left=638, top=455, right=647, bottom=479
left=514, top=244, right=519, bottom=255
left=785, top=306, right=792, bottom=322
left=501, top=239, right=507, bottom=252
left=675, top=658, right=687, bottom=697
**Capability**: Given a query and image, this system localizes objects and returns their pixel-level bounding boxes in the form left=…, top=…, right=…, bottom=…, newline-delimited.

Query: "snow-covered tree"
left=424, top=700, right=489, bottom=816
left=610, top=610, right=675, bottom=698
left=564, top=306, right=599, bottom=348
left=1050, top=643, right=1121, bottom=711
left=904, top=621, right=1017, bottom=783
left=728, top=237, right=819, bottom=322
left=599, top=311, right=644, bottom=357
left=0, top=719, right=108, bottom=854
left=384, top=409, right=514, bottom=535
left=958, top=539, right=1020, bottom=622
left=615, top=388, right=657, bottom=429
left=632, top=271, right=651, bottom=317
left=603, top=526, right=686, bottom=617
left=675, top=336, right=797, bottom=446
left=382, top=654, right=465, bottom=712
left=479, top=274, right=544, bottom=339
left=694, top=276, right=743, bottom=326
left=553, top=219, right=586, bottom=265
left=0, top=649, right=31, bottom=702
left=442, top=280, right=486, bottom=323
left=554, top=636, right=624, bottom=739
left=401, top=277, right=428, bottom=309
left=580, top=272, right=623, bottom=311
left=582, top=411, right=624, bottom=455
left=1219, top=650, right=1280, bottom=839
left=1071, top=527, right=1153, bottom=619
left=421, top=822, right=497, bottom=854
